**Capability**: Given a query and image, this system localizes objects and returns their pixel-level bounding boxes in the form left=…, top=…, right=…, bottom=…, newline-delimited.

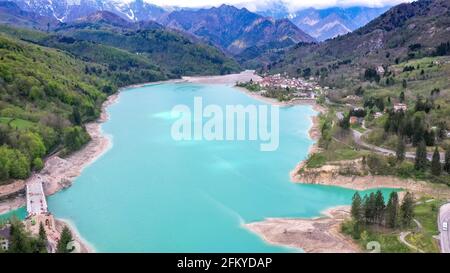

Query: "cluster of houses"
left=337, top=103, right=410, bottom=127
left=372, top=103, right=408, bottom=120
left=257, top=74, right=321, bottom=99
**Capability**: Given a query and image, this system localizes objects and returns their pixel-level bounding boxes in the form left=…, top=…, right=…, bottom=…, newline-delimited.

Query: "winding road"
left=438, top=203, right=450, bottom=253
left=398, top=218, right=425, bottom=253
left=351, top=127, right=444, bottom=162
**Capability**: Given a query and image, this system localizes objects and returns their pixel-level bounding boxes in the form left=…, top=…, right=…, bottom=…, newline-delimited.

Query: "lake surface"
left=44, top=83, right=390, bottom=252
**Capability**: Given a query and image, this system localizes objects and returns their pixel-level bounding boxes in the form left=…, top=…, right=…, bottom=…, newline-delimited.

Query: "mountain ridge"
left=266, top=0, right=450, bottom=88
left=258, top=5, right=391, bottom=41
left=159, top=4, right=315, bottom=55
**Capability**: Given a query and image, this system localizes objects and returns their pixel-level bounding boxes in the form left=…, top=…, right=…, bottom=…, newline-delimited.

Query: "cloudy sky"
left=138, top=0, right=412, bottom=11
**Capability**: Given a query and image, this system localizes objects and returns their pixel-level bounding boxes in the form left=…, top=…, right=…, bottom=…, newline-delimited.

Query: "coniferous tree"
left=374, top=191, right=385, bottom=225
left=71, top=107, right=81, bottom=126
left=9, top=220, right=28, bottom=253
left=424, top=130, right=435, bottom=146
left=385, top=192, right=399, bottom=228
left=364, top=193, right=376, bottom=224
left=38, top=222, right=47, bottom=252
left=396, top=137, right=406, bottom=162
left=340, top=112, right=350, bottom=129
left=412, top=115, right=424, bottom=146
left=351, top=192, right=363, bottom=223
left=431, top=147, right=442, bottom=176
left=362, top=195, right=369, bottom=224
left=56, top=226, right=74, bottom=253
left=444, top=149, right=450, bottom=173
left=351, top=192, right=363, bottom=238
left=415, top=141, right=428, bottom=171
left=39, top=223, right=46, bottom=241
left=401, top=192, right=414, bottom=227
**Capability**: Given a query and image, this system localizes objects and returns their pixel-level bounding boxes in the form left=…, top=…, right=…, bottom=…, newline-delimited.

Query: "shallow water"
left=42, top=83, right=392, bottom=252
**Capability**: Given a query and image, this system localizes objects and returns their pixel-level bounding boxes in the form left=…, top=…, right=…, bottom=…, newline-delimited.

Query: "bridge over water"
left=26, top=178, right=48, bottom=216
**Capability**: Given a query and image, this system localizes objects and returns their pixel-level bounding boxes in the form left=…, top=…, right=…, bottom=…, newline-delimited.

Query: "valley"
left=0, top=0, right=449, bottom=255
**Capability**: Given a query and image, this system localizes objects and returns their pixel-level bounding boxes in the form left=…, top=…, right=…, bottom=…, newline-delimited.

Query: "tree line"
left=349, top=191, right=414, bottom=239
left=1, top=218, right=74, bottom=253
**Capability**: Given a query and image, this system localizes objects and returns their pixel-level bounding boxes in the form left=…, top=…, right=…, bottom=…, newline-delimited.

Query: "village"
left=237, top=73, right=325, bottom=101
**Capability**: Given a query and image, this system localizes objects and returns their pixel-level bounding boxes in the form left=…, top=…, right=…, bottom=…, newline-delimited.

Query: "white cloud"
left=136, top=0, right=412, bottom=12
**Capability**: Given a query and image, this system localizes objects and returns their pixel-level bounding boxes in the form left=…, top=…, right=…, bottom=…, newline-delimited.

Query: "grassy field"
left=342, top=197, right=444, bottom=253
left=305, top=147, right=368, bottom=168
left=404, top=198, right=444, bottom=253
left=341, top=220, right=411, bottom=253
left=0, top=117, right=36, bottom=130
left=351, top=123, right=366, bottom=133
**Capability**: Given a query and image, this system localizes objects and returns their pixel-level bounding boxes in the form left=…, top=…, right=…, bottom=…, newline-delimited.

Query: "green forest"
left=0, top=21, right=240, bottom=184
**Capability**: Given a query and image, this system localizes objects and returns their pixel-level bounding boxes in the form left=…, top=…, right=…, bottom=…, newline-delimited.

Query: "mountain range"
left=288, top=6, right=391, bottom=41
left=6, top=0, right=393, bottom=44
left=255, top=3, right=390, bottom=41
left=267, top=0, right=450, bottom=87
left=10, top=0, right=166, bottom=22
left=158, top=4, right=314, bottom=55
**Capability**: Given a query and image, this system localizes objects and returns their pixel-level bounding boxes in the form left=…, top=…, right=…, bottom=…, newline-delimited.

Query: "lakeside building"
left=0, top=225, right=10, bottom=251
left=258, top=74, right=320, bottom=92
left=254, top=74, right=322, bottom=100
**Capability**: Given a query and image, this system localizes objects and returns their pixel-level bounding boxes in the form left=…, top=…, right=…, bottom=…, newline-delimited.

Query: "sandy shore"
left=183, top=70, right=261, bottom=85
left=246, top=206, right=360, bottom=253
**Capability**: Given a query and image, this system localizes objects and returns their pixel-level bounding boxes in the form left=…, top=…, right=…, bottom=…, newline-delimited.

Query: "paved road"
left=438, top=203, right=450, bottom=253
left=351, top=128, right=444, bottom=162
left=413, top=219, right=423, bottom=231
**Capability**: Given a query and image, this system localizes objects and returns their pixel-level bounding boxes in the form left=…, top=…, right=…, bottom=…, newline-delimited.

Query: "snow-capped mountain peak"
left=11, top=0, right=167, bottom=22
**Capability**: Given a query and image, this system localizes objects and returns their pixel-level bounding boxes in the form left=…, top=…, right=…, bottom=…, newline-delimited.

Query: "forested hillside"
left=0, top=11, right=241, bottom=184
left=0, top=33, right=110, bottom=182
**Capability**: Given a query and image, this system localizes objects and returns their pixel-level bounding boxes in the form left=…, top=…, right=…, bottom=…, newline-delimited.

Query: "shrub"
left=63, top=126, right=90, bottom=153
left=367, top=154, right=391, bottom=175
left=397, top=161, right=415, bottom=178
left=306, top=153, right=327, bottom=168
left=32, top=157, right=44, bottom=171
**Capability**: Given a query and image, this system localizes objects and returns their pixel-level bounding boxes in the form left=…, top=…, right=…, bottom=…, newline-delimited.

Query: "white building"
left=393, top=103, right=408, bottom=112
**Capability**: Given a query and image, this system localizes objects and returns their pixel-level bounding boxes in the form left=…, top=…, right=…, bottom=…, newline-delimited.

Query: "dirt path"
left=399, top=231, right=425, bottom=253
left=398, top=218, right=425, bottom=253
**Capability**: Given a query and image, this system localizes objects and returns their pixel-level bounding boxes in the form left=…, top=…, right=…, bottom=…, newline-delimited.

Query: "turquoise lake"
left=29, top=83, right=393, bottom=252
